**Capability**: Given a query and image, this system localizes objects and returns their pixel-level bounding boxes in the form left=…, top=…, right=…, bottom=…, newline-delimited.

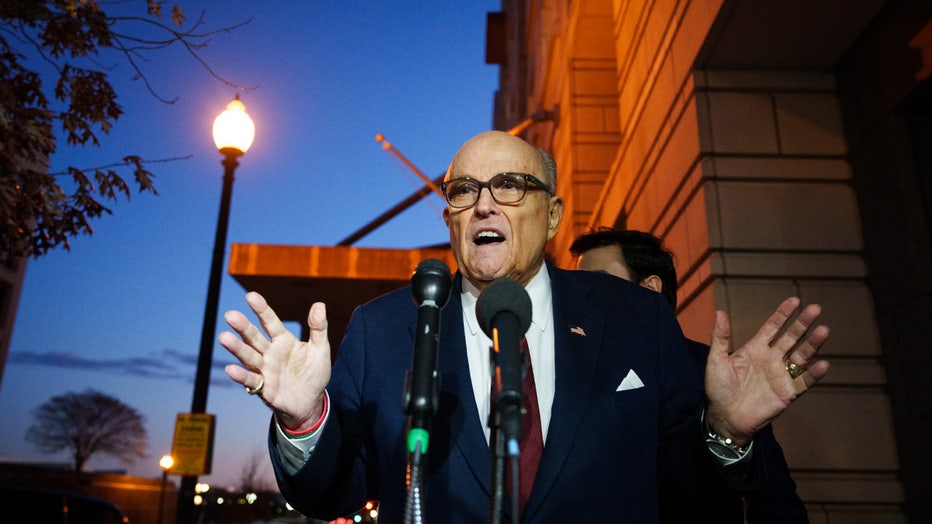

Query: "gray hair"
left=537, top=148, right=557, bottom=190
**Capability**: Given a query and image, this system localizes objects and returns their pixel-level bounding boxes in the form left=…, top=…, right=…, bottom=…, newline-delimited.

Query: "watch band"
left=701, top=408, right=751, bottom=461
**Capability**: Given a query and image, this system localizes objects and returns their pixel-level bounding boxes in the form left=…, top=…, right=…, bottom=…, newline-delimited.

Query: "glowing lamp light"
left=159, top=454, right=174, bottom=471
left=212, top=96, right=255, bottom=154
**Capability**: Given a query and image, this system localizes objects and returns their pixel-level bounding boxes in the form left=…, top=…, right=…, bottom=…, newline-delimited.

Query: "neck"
left=462, top=263, right=547, bottom=296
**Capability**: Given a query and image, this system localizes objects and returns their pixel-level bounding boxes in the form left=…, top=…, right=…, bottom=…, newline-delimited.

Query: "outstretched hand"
left=219, top=291, right=332, bottom=432
left=704, top=297, right=830, bottom=445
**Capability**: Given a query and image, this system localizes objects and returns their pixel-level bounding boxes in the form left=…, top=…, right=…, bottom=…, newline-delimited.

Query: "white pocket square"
left=616, top=369, right=645, bottom=391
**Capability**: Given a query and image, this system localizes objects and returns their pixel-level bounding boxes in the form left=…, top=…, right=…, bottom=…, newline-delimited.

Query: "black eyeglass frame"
left=440, top=172, right=554, bottom=208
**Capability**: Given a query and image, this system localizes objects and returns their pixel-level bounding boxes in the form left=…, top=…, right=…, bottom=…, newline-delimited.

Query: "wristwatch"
left=702, top=409, right=752, bottom=461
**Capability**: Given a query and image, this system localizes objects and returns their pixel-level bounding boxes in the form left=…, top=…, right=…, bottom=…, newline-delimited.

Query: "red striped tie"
left=517, top=336, right=542, bottom=517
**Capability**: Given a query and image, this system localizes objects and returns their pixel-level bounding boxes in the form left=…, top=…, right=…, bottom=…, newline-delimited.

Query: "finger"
left=756, top=297, right=803, bottom=346
left=223, top=309, right=271, bottom=354
left=775, top=303, right=822, bottom=361
left=708, top=310, right=732, bottom=362
left=224, top=363, right=249, bottom=386
left=307, top=302, right=329, bottom=347
left=225, top=364, right=265, bottom=393
left=787, top=324, right=830, bottom=365
left=246, top=291, right=291, bottom=340
left=219, top=331, right=263, bottom=369
left=795, top=359, right=831, bottom=394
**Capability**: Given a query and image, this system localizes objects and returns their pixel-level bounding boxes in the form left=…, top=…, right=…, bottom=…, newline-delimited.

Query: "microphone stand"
left=487, top=347, right=521, bottom=524
left=402, top=354, right=438, bottom=524
left=488, top=385, right=506, bottom=524
left=402, top=365, right=437, bottom=524
left=402, top=259, right=451, bottom=524
left=404, top=441, right=427, bottom=524
left=477, top=278, right=532, bottom=524
left=402, top=306, right=443, bottom=524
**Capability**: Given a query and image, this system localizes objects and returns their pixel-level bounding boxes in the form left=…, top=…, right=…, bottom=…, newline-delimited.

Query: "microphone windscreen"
left=411, top=258, right=452, bottom=307
left=476, top=278, right=532, bottom=337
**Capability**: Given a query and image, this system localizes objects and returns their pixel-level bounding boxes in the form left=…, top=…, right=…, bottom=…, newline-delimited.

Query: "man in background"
left=571, top=227, right=811, bottom=523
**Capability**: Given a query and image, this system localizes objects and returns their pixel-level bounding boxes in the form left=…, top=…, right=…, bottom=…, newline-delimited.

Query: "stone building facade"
left=486, top=0, right=931, bottom=521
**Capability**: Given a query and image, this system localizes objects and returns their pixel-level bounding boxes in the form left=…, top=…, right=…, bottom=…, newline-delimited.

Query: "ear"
left=442, top=206, right=451, bottom=228
left=546, top=196, right=565, bottom=240
left=640, top=274, right=663, bottom=294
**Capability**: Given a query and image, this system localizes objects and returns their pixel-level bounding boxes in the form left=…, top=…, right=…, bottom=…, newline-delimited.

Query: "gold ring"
left=785, top=360, right=806, bottom=379
left=244, top=377, right=264, bottom=395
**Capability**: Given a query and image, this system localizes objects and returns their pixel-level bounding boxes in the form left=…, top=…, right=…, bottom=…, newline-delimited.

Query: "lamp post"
left=177, top=95, right=255, bottom=524
left=157, top=454, right=174, bottom=524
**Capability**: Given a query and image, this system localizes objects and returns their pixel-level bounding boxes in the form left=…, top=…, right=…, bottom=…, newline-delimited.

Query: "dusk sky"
left=0, top=1, right=502, bottom=490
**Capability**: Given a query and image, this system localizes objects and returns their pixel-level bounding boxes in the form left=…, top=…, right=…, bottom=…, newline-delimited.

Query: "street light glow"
left=212, top=96, right=255, bottom=154
left=159, top=454, right=174, bottom=471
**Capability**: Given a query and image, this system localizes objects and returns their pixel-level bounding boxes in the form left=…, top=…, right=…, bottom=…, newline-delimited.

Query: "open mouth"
left=474, top=230, right=505, bottom=246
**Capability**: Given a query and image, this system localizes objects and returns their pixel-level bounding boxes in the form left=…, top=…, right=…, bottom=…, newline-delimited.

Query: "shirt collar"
left=461, top=263, right=552, bottom=336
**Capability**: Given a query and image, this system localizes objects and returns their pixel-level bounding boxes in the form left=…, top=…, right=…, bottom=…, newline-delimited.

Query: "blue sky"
left=0, top=1, right=501, bottom=490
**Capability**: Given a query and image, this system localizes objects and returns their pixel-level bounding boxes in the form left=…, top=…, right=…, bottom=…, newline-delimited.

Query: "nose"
left=473, top=184, right=498, bottom=215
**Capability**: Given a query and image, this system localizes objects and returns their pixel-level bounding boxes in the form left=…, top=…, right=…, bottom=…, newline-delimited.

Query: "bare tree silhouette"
left=26, top=389, right=148, bottom=472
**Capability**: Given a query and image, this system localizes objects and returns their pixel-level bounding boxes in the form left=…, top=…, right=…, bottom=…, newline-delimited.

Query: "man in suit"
left=219, top=130, right=830, bottom=523
left=571, top=227, right=811, bottom=523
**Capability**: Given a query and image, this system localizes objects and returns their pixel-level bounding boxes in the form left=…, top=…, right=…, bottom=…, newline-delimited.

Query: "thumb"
left=709, top=310, right=732, bottom=361
left=307, top=302, right=329, bottom=347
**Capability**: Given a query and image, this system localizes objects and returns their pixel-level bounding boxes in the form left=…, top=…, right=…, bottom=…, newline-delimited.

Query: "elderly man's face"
left=442, top=131, right=563, bottom=290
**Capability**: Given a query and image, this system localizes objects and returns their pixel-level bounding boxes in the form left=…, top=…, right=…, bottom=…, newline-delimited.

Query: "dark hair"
left=570, top=228, right=678, bottom=308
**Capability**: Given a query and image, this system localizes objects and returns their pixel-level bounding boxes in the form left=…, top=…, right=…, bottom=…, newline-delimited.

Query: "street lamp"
left=177, top=95, right=255, bottom=524
left=157, top=454, right=174, bottom=524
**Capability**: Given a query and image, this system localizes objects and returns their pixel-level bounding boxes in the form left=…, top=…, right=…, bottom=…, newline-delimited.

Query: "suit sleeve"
left=677, top=339, right=808, bottom=523
left=653, top=298, right=751, bottom=523
left=745, top=424, right=810, bottom=523
left=268, top=304, right=374, bottom=521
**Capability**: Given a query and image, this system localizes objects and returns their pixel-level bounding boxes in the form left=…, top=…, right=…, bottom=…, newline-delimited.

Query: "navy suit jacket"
left=270, top=265, right=763, bottom=523
left=681, top=339, right=809, bottom=523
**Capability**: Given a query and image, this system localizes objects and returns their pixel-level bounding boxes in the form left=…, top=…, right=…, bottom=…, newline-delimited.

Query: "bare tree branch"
left=0, top=1, right=252, bottom=258
left=26, top=389, right=149, bottom=472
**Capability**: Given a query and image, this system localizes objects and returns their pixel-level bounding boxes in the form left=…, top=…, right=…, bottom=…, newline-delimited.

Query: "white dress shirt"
left=460, top=264, right=555, bottom=444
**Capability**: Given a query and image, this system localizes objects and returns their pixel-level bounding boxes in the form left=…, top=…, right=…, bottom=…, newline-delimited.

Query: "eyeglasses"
left=440, top=172, right=553, bottom=208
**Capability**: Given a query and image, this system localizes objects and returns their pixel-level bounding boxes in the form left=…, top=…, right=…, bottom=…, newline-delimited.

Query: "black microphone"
left=476, top=278, right=533, bottom=452
left=403, top=258, right=452, bottom=455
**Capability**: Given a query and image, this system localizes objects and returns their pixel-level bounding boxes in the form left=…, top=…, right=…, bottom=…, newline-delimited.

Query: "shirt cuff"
left=274, top=390, right=330, bottom=469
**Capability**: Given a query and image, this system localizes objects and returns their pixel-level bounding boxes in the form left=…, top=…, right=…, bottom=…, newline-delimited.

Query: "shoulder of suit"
left=556, top=266, right=654, bottom=295
left=358, top=284, right=415, bottom=311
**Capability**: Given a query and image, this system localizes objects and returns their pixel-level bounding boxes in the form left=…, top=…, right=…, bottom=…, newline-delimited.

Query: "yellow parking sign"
left=169, top=413, right=216, bottom=476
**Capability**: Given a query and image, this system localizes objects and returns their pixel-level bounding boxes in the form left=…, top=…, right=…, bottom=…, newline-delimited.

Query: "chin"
left=463, top=263, right=509, bottom=284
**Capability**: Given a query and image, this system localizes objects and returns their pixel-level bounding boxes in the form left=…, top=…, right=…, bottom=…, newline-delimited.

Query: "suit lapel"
left=525, top=266, right=604, bottom=519
left=434, top=274, right=493, bottom=495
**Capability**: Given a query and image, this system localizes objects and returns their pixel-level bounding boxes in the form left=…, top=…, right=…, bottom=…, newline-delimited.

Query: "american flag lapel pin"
left=569, top=325, right=587, bottom=337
